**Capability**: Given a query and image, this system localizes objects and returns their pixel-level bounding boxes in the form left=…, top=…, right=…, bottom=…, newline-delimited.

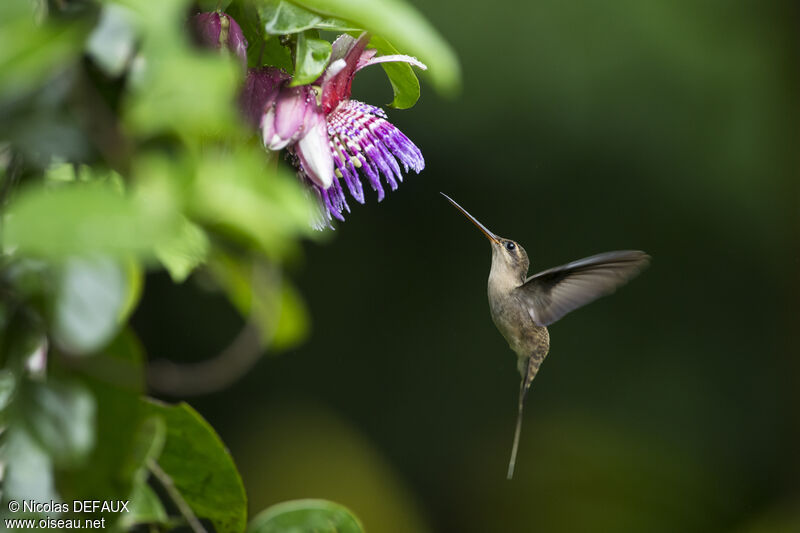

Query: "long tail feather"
left=507, top=356, right=541, bottom=479
left=507, top=381, right=526, bottom=479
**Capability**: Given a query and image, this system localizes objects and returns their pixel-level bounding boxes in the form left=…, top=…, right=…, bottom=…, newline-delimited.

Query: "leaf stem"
left=147, top=458, right=207, bottom=533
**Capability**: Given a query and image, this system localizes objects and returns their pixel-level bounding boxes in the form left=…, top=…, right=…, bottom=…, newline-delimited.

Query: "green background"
left=134, top=0, right=798, bottom=531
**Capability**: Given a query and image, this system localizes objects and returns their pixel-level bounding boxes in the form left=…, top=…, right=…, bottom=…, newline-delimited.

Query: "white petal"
left=296, top=119, right=334, bottom=189
left=261, top=108, right=290, bottom=150
left=322, top=58, right=347, bottom=85
left=356, top=54, right=427, bottom=72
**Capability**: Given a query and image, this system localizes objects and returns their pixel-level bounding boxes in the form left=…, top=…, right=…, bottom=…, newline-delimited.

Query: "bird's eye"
left=505, top=241, right=516, bottom=251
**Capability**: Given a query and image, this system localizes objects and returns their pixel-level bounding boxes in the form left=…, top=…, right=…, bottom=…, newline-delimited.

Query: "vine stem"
left=147, top=458, right=207, bottom=533
left=147, top=261, right=281, bottom=396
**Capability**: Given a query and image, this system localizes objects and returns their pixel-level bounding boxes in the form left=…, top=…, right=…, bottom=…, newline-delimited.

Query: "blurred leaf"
left=16, top=379, right=96, bottom=467
left=3, top=182, right=168, bottom=260
left=2, top=427, right=58, bottom=504
left=228, top=405, right=433, bottom=533
left=313, top=18, right=359, bottom=32
left=145, top=399, right=247, bottom=533
left=0, top=72, right=90, bottom=164
left=209, top=251, right=309, bottom=349
left=272, top=282, right=310, bottom=349
left=113, top=0, right=197, bottom=55
left=0, top=370, right=15, bottom=413
left=129, top=416, right=167, bottom=478
left=248, top=499, right=364, bottom=533
left=189, top=147, right=315, bottom=256
left=86, top=4, right=137, bottom=77
left=55, top=330, right=147, bottom=526
left=0, top=0, right=88, bottom=103
left=155, top=217, right=210, bottom=283
left=0, top=306, right=45, bottom=371
left=368, top=35, right=420, bottom=109
left=288, top=0, right=460, bottom=95
left=199, top=0, right=233, bottom=9
left=51, top=256, right=129, bottom=355
left=119, top=258, right=144, bottom=324
left=125, top=51, right=243, bottom=139
left=0, top=257, right=49, bottom=302
left=290, top=30, right=332, bottom=86
left=258, top=0, right=322, bottom=35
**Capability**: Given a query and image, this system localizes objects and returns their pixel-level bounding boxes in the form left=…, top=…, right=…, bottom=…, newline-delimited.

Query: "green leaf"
left=50, top=256, right=130, bottom=355
left=144, top=399, right=247, bottom=533
left=368, top=35, right=421, bottom=109
left=199, top=0, right=233, bottom=9
left=0, top=0, right=89, bottom=103
left=129, top=416, right=167, bottom=479
left=288, top=0, right=460, bottom=95
left=3, top=183, right=166, bottom=260
left=120, top=482, right=169, bottom=528
left=290, top=30, right=332, bottom=86
left=313, top=18, right=359, bottom=32
left=155, top=217, right=210, bottom=283
left=248, top=499, right=364, bottom=533
left=258, top=0, right=323, bottom=35
left=125, top=51, right=243, bottom=139
left=262, top=36, right=294, bottom=72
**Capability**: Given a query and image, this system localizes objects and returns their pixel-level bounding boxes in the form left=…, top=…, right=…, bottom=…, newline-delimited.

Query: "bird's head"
left=441, top=193, right=530, bottom=282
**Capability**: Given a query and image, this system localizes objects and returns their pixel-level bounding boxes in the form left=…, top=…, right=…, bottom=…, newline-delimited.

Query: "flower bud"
left=240, top=68, right=288, bottom=128
left=191, top=12, right=248, bottom=68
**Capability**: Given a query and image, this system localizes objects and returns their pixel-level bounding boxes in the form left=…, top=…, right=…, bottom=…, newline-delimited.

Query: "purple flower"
left=191, top=12, right=248, bottom=68
left=241, top=34, right=427, bottom=228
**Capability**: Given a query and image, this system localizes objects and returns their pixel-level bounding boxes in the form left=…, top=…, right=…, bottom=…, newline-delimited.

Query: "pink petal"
left=192, top=13, right=222, bottom=49
left=355, top=49, right=378, bottom=70
left=226, top=15, right=249, bottom=68
left=240, top=67, right=287, bottom=128
left=274, top=86, right=311, bottom=142
left=321, top=33, right=370, bottom=114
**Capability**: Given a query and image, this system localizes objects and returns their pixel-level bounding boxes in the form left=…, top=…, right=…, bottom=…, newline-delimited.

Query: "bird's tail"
left=507, top=357, right=540, bottom=480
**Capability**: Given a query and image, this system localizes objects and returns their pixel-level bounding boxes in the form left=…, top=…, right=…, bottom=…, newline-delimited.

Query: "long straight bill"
left=440, top=192, right=501, bottom=244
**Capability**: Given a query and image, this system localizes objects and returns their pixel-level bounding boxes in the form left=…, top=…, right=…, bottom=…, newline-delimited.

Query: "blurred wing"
left=517, top=250, right=650, bottom=326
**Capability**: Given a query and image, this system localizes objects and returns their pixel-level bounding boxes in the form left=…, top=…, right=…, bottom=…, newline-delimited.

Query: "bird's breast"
left=488, top=288, right=549, bottom=359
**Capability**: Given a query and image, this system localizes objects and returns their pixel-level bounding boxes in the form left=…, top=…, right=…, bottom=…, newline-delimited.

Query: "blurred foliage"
left=0, top=0, right=456, bottom=530
left=248, top=499, right=364, bottom=533
left=235, top=404, right=432, bottom=533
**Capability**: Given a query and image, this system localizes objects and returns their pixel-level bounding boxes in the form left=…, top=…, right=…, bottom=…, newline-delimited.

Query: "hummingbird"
left=441, top=193, right=650, bottom=479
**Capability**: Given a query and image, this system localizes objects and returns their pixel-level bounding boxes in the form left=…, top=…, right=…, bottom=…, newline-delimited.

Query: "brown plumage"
left=442, top=193, right=650, bottom=479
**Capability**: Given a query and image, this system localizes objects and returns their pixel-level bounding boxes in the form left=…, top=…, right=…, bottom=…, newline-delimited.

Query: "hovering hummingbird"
left=441, top=193, right=650, bottom=479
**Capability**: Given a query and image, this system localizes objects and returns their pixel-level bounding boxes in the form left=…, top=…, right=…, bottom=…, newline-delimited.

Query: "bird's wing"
left=516, top=250, right=650, bottom=326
